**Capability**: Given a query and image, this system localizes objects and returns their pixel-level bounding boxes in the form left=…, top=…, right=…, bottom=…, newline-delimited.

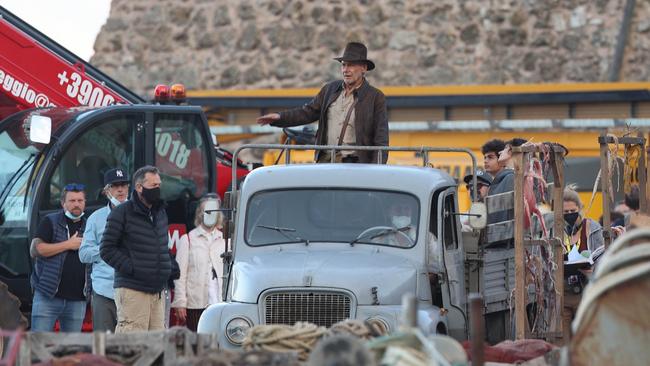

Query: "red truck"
left=0, top=6, right=248, bottom=324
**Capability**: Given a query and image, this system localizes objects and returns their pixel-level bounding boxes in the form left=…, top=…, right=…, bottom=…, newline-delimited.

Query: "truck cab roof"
left=240, top=163, right=458, bottom=194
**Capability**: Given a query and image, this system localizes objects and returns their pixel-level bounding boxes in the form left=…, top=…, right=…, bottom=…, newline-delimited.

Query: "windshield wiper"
left=256, top=224, right=310, bottom=245
left=349, top=226, right=413, bottom=246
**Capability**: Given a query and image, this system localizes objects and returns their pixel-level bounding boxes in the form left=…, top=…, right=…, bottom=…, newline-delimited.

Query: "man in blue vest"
left=79, top=168, right=129, bottom=332
left=30, top=183, right=87, bottom=331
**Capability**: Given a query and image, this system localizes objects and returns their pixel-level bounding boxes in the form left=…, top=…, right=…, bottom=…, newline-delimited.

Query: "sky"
left=1, top=0, right=112, bottom=61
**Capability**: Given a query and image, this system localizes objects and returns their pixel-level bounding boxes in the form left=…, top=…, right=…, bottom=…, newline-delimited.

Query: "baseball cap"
left=104, top=168, right=130, bottom=186
left=463, top=169, right=492, bottom=186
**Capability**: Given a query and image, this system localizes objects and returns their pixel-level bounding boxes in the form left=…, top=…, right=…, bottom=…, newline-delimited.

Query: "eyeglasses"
left=64, top=183, right=85, bottom=191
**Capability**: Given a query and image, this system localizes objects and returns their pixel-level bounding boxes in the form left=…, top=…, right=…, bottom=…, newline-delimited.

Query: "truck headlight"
left=225, top=317, right=252, bottom=345
left=366, top=316, right=390, bottom=335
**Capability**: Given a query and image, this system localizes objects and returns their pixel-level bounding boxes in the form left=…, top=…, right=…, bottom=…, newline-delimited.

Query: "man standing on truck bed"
left=482, top=139, right=514, bottom=224
left=100, top=166, right=172, bottom=332
left=256, top=42, right=389, bottom=164
left=29, top=183, right=88, bottom=332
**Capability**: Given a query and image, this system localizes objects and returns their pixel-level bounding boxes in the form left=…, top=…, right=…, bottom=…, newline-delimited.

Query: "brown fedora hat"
left=333, top=42, right=375, bottom=71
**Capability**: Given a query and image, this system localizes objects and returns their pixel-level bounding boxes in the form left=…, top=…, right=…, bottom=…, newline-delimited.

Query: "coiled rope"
left=242, top=322, right=326, bottom=361
left=242, top=319, right=384, bottom=361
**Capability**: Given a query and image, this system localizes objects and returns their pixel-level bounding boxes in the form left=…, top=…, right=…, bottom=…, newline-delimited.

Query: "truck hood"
left=230, top=249, right=417, bottom=305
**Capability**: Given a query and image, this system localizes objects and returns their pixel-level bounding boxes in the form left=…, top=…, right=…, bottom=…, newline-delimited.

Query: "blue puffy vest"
left=30, top=211, right=85, bottom=298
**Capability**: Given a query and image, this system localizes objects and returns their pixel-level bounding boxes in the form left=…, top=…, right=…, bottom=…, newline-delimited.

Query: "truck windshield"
left=0, top=128, right=39, bottom=276
left=245, top=189, right=419, bottom=247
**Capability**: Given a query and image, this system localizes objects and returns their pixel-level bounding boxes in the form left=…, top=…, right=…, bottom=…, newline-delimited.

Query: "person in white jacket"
left=171, top=194, right=225, bottom=331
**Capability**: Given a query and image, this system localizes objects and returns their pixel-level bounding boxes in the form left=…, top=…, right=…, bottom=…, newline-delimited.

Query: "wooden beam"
left=597, top=136, right=645, bottom=145
left=638, top=132, right=648, bottom=213
left=163, top=331, right=177, bottom=365
left=639, top=133, right=650, bottom=215
left=553, top=151, right=565, bottom=342
left=133, top=344, right=163, bottom=366
left=600, top=134, right=613, bottom=247
left=523, top=238, right=562, bottom=247
left=513, top=149, right=526, bottom=340
left=26, top=334, right=52, bottom=363
left=18, top=333, right=31, bottom=366
left=92, top=332, right=106, bottom=356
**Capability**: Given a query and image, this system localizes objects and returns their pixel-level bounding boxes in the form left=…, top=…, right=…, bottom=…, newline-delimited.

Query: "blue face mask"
left=107, top=192, right=124, bottom=207
left=65, top=210, right=84, bottom=220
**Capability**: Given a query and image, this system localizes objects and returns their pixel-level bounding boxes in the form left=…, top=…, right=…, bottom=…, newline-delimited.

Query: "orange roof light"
left=170, top=84, right=186, bottom=100
left=154, top=84, right=170, bottom=102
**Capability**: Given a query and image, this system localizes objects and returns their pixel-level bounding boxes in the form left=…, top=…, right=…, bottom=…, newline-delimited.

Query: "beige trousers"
left=114, top=287, right=165, bottom=333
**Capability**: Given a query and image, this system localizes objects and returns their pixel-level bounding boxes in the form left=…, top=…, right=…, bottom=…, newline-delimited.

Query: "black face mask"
left=564, top=212, right=580, bottom=234
left=141, top=186, right=161, bottom=205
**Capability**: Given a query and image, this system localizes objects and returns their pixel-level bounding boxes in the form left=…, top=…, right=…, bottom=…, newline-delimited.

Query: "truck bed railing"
left=230, top=143, right=479, bottom=206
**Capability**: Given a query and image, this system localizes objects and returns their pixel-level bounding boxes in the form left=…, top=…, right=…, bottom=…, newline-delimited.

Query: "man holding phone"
left=30, top=183, right=88, bottom=332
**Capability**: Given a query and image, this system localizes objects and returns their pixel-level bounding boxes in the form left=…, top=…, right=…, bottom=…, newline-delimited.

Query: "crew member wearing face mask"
left=79, top=168, right=130, bottom=332
left=29, top=183, right=88, bottom=331
left=101, top=165, right=173, bottom=333
left=171, top=194, right=226, bottom=331
left=562, top=186, right=605, bottom=258
left=561, top=185, right=605, bottom=342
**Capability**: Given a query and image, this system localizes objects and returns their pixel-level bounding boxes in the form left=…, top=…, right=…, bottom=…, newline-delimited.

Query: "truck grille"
left=264, top=291, right=351, bottom=327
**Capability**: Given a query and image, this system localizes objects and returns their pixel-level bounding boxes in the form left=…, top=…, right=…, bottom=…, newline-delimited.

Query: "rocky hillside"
left=91, top=0, right=650, bottom=96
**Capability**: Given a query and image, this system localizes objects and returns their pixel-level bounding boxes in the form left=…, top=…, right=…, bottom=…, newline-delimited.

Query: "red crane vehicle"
left=0, top=6, right=248, bottom=326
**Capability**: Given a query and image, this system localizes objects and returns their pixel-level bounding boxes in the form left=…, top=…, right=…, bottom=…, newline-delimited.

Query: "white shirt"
left=326, top=90, right=356, bottom=150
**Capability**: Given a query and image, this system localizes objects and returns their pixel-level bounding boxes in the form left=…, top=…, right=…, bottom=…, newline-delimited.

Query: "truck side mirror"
left=468, top=202, right=487, bottom=229
left=29, top=115, right=51, bottom=144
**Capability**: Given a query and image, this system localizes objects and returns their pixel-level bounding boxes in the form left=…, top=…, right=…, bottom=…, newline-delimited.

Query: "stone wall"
left=91, top=0, right=650, bottom=96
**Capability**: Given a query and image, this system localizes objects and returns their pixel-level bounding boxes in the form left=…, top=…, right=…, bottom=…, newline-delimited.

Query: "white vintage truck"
left=197, top=144, right=521, bottom=347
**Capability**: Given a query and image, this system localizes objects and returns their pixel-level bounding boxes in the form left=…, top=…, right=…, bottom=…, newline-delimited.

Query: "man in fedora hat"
left=256, top=41, right=388, bottom=164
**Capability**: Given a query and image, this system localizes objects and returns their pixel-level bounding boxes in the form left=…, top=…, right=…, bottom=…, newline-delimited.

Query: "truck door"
left=438, top=188, right=468, bottom=339
left=0, top=117, right=41, bottom=309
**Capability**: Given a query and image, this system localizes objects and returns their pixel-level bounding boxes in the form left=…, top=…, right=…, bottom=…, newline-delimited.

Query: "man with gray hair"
left=100, top=165, right=172, bottom=332
left=256, top=41, right=388, bottom=164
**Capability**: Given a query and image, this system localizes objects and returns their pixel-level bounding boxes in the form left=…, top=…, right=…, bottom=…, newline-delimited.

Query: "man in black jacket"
left=256, top=42, right=389, bottom=164
left=100, top=165, right=171, bottom=332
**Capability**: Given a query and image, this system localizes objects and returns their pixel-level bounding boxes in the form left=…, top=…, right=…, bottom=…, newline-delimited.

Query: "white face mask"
left=107, top=192, right=126, bottom=207
left=202, top=200, right=219, bottom=228
left=65, top=210, right=84, bottom=220
left=392, top=215, right=410, bottom=228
